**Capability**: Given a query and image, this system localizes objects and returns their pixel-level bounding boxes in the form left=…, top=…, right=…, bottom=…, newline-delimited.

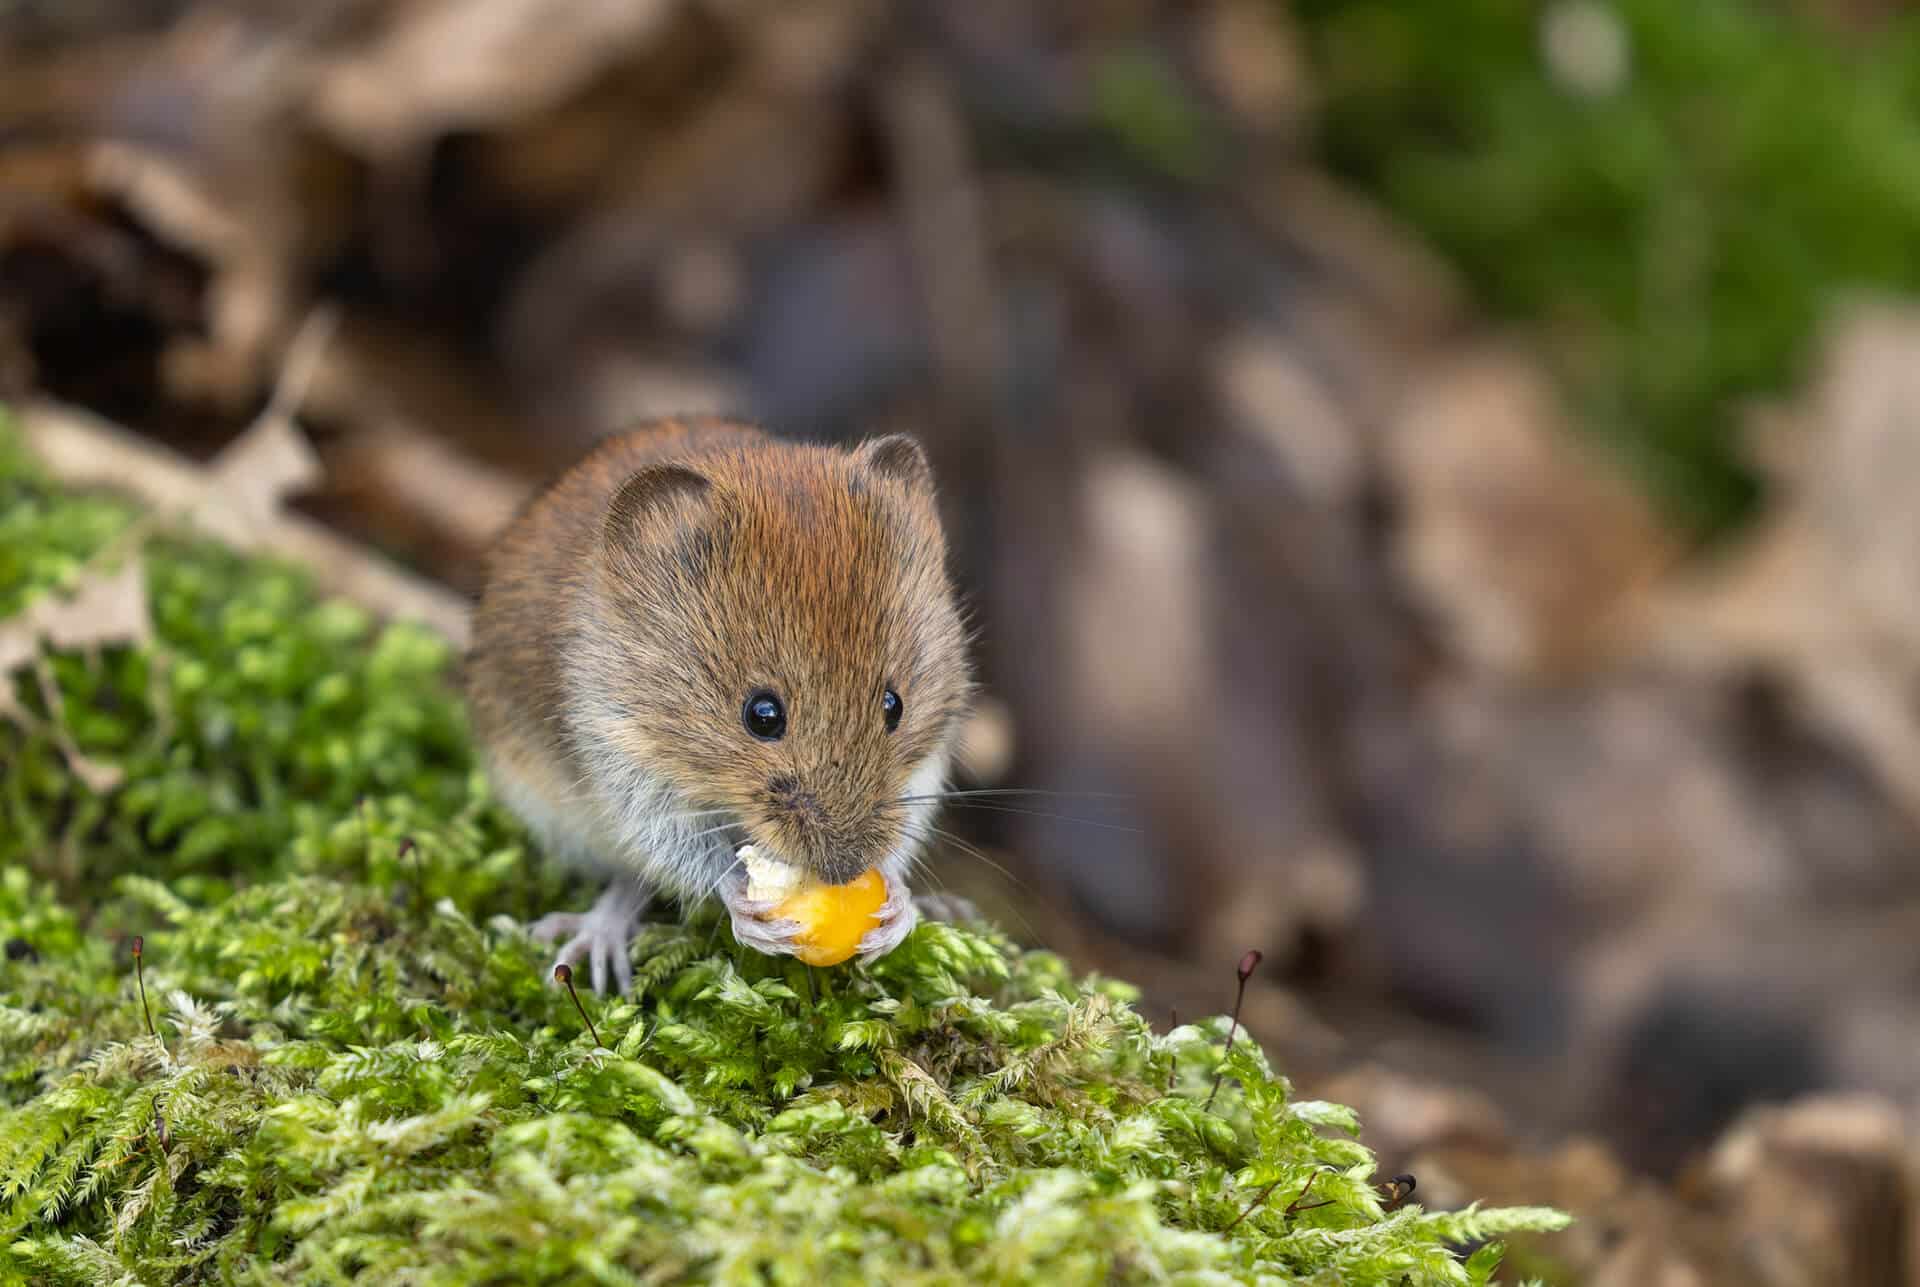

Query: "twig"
left=1225, top=1167, right=1335, bottom=1234
left=0, top=659, right=124, bottom=793
left=1285, top=1174, right=1336, bottom=1217
left=553, top=963, right=603, bottom=1047
left=1224, top=1177, right=1286, bottom=1233
left=130, top=935, right=156, bottom=1040
left=1205, top=949, right=1263, bottom=1111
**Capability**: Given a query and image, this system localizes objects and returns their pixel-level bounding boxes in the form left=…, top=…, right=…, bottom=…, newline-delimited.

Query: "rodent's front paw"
left=721, top=877, right=807, bottom=957
left=530, top=879, right=647, bottom=995
left=855, top=878, right=920, bottom=964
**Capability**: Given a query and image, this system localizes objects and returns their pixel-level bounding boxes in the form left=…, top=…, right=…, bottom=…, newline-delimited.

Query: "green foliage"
left=0, top=432, right=476, bottom=897
left=0, top=413, right=1568, bottom=1283
left=1296, top=0, right=1920, bottom=534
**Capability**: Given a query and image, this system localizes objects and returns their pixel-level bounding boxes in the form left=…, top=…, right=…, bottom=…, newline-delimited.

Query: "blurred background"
left=7, top=0, right=1920, bottom=1272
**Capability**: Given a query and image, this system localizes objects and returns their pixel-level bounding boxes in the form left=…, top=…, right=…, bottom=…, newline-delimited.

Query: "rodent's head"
left=575, top=432, right=971, bottom=887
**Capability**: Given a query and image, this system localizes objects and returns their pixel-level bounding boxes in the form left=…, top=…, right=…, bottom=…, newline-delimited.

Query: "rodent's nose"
left=766, top=776, right=826, bottom=826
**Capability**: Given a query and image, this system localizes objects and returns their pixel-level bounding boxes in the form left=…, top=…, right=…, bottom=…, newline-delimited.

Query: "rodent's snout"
left=755, top=774, right=898, bottom=884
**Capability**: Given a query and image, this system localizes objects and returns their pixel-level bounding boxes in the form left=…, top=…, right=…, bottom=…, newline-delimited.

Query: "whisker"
left=921, top=826, right=1048, bottom=948
left=898, top=788, right=1133, bottom=802
left=696, top=853, right=749, bottom=955
left=902, top=848, right=951, bottom=902
left=682, top=821, right=745, bottom=844
left=700, top=852, right=747, bottom=905
left=923, top=825, right=1028, bottom=892
left=664, top=809, right=737, bottom=824
left=883, top=799, right=1143, bottom=835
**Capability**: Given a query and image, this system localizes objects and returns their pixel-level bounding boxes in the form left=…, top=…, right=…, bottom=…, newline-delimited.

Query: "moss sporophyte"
left=0, top=413, right=1567, bottom=1284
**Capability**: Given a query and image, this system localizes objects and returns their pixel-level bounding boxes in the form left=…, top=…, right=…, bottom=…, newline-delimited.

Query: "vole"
left=466, top=415, right=972, bottom=992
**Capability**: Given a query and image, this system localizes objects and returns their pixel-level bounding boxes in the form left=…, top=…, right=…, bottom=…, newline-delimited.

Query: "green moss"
left=1296, top=0, right=1920, bottom=535
left=0, top=412, right=1567, bottom=1283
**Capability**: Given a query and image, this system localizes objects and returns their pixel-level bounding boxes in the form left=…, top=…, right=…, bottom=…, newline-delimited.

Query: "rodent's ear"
left=854, top=434, right=934, bottom=493
left=603, top=463, right=711, bottom=558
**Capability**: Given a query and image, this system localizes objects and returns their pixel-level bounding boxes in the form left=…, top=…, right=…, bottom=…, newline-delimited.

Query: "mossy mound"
left=0, top=416, right=1567, bottom=1284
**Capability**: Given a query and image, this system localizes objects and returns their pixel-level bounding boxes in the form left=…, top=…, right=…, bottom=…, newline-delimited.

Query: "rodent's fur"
left=466, top=416, right=972, bottom=914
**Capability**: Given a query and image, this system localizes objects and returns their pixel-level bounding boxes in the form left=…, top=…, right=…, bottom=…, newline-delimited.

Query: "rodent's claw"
left=530, top=879, right=647, bottom=995
left=729, top=910, right=807, bottom=956
left=532, top=914, right=632, bottom=995
left=719, top=872, right=806, bottom=956
left=855, top=878, right=920, bottom=964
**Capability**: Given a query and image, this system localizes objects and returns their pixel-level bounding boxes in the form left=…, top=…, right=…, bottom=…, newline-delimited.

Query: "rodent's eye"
left=881, top=688, right=903, bottom=734
left=743, top=691, right=787, bottom=741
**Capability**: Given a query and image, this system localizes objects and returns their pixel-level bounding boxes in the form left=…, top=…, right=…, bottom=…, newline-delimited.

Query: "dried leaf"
left=309, top=0, right=681, bottom=156
left=1, top=553, right=153, bottom=677
left=0, top=623, right=35, bottom=676
left=195, top=414, right=325, bottom=547
left=65, top=750, right=127, bottom=794
left=31, top=556, right=152, bottom=653
left=192, top=308, right=336, bottom=547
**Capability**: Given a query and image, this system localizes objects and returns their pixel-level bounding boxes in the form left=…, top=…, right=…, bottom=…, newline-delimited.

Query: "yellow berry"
left=773, top=869, right=888, bottom=966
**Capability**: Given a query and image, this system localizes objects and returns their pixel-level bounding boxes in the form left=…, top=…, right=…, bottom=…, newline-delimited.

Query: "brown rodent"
left=466, top=415, right=972, bottom=992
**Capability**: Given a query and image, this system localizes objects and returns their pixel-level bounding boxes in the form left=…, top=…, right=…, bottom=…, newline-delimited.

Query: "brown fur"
left=467, top=416, right=971, bottom=891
